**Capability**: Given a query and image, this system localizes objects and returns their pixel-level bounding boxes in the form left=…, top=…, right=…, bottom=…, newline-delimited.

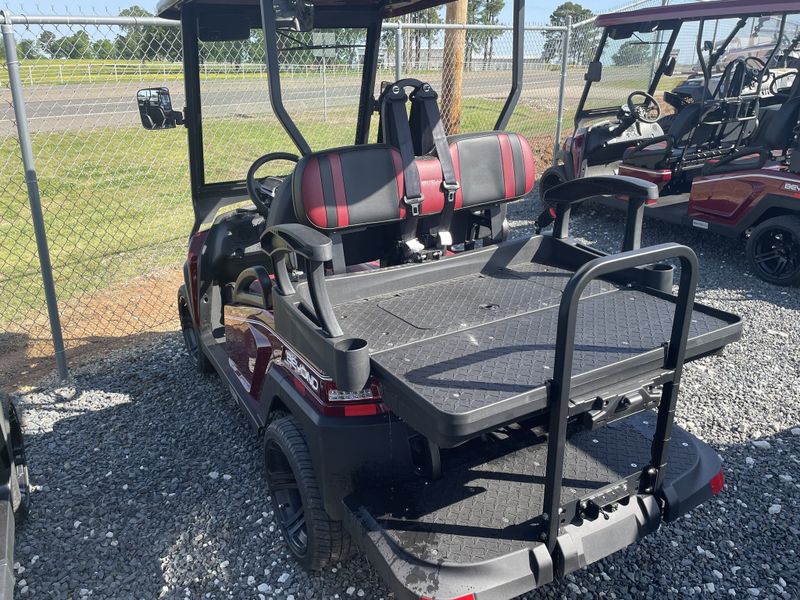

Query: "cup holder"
left=645, top=263, right=675, bottom=293
left=649, top=263, right=674, bottom=272
left=333, top=337, right=370, bottom=392
left=334, top=337, right=369, bottom=353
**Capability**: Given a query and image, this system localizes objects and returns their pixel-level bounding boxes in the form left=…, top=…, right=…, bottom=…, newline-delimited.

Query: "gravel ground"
left=10, top=193, right=800, bottom=599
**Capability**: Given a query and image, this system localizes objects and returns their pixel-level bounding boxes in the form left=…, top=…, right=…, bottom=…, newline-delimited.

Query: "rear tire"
left=4, top=398, right=29, bottom=520
left=539, top=165, right=568, bottom=199
left=264, top=416, right=352, bottom=570
left=178, top=289, right=214, bottom=374
left=746, top=216, right=800, bottom=286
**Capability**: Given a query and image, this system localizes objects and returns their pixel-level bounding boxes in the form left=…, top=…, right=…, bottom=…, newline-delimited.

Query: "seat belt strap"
left=379, top=84, right=426, bottom=258
left=411, top=83, right=459, bottom=248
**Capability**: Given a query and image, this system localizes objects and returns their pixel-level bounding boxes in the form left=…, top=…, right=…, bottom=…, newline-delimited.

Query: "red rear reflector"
left=646, top=198, right=658, bottom=206
left=548, top=207, right=557, bottom=218
left=710, top=470, right=724, bottom=495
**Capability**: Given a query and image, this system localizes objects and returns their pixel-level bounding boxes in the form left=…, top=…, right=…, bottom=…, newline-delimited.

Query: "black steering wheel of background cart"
left=743, top=56, right=768, bottom=87
left=627, top=91, right=661, bottom=124
left=246, top=152, right=300, bottom=217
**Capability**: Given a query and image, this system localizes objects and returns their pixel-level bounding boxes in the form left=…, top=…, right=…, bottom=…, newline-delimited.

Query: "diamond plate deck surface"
left=374, top=288, right=726, bottom=416
left=350, top=416, right=699, bottom=564
left=335, top=261, right=616, bottom=353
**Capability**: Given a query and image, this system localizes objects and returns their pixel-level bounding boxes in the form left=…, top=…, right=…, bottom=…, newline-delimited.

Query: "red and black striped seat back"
left=438, top=132, right=535, bottom=210
left=291, top=144, right=448, bottom=230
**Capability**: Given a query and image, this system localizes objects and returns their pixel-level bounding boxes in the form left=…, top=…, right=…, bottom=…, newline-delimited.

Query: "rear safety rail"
left=541, top=242, right=698, bottom=552
left=538, top=175, right=659, bottom=248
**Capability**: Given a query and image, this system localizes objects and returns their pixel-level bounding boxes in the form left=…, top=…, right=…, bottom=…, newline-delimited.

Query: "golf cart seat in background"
left=621, top=103, right=703, bottom=170
left=379, top=79, right=535, bottom=246
left=434, top=131, right=535, bottom=211
left=266, top=134, right=534, bottom=271
left=266, top=144, right=435, bottom=269
left=701, top=96, right=800, bottom=175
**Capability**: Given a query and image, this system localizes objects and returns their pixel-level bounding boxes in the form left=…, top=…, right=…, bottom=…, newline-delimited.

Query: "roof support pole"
left=260, top=0, right=312, bottom=156
left=495, top=0, right=525, bottom=130
left=355, top=18, right=382, bottom=145
left=553, top=16, right=571, bottom=163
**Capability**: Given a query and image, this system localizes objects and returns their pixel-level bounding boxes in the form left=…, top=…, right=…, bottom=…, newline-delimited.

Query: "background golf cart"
left=542, top=1, right=800, bottom=286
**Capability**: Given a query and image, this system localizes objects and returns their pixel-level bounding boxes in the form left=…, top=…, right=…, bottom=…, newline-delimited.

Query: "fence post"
left=553, top=17, right=572, bottom=164
left=0, top=12, right=69, bottom=382
left=395, top=23, right=403, bottom=80
left=321, top=54, right=328, bottom=122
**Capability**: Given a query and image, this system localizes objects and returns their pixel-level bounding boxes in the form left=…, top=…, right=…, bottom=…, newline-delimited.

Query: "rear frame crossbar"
left=541, top=243, right=698, bottom=553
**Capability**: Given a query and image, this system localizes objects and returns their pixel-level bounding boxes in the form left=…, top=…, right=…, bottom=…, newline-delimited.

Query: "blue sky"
left=25, top=1, right=619, bottom=25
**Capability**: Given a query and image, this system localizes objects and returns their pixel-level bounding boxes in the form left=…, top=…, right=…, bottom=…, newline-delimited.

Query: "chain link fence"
left=0, top=1, right=682, bottom=387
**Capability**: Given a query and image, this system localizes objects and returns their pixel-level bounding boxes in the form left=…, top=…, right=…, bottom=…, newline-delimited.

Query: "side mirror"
left=703, top=40, right=714, bottom=52
left=585, top=61, right=602, bottom=82
left=664, top=56, right=676, bottom=77
left=137, top=87, right=183, bottom=130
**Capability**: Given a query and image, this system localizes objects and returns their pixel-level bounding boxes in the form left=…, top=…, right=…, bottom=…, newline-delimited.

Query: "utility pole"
left=441, top=0, right=467, bottom=135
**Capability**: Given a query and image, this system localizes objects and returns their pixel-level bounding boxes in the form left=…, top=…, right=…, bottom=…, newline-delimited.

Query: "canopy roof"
left=596, top=0, right=800, bottom=28
left=156, top=0, right=452, bottom=21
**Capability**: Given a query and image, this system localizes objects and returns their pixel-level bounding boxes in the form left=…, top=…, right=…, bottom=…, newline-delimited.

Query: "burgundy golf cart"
left=146, top=0, right=741, bottom=597
left=542, top=0, right=800, bottom=286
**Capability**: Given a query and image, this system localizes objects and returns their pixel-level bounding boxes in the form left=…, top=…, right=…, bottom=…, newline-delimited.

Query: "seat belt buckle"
left=404, top=195, right=423, bottom=216
left=442, top=182, right=459, bottom=204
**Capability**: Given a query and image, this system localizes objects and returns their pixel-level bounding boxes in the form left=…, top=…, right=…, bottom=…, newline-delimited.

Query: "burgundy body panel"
left=618, top=164, right=672, bottom=191
left=187, top=230, right=208, bottom=326
left=221, top=303, right=384, bottom=416
left=689, top=167, right=800, bottom=227
left=224, top=305, right=281, bottom=398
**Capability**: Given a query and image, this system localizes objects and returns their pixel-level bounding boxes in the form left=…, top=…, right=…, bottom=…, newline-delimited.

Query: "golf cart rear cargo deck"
left=344, top=414, right=719, bottom=599
left=324, top=236, right=740, bottom=447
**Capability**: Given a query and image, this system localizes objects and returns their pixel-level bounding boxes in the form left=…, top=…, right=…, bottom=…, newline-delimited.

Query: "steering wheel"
left=744, top=56, right=766, bottom=71
left=246, top=152, right=299, bottom=216
left=743, top=57, right=769, bottom=86
left=626, top=91, right=661, bottom=124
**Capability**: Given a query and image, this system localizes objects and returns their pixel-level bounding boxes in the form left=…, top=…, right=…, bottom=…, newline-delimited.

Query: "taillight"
left=282, top=348, right=384, bottom=417
left=709, top=470, right=724, bottom=495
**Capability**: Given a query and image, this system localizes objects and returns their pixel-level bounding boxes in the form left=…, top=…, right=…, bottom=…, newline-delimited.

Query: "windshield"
left=581, top=27, right=677, bottom=113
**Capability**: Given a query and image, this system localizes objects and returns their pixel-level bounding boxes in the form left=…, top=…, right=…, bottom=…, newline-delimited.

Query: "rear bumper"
left=343, top=423, right=722, bottom=600
left=344, top=503, right=554, bottom=600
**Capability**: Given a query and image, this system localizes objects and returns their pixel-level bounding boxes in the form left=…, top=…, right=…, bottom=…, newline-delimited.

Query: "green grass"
left=0, top=99, right=555, bottom=328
